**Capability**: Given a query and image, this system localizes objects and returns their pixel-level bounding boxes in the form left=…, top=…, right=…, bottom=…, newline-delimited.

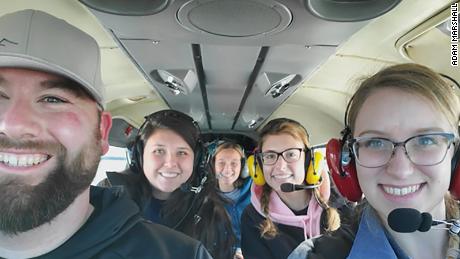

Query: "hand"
left=234, top=249, right=244, bottom=259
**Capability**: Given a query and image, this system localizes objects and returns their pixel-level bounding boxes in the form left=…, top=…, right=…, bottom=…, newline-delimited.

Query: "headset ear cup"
left=129, top=137, right=144, bottom=173
left=449, top=147, right=460, bottom=199
left=306, top=151, right=323, bottom=185
left=247, top=154, right=265, bottom=186
left=326, top=138, right=362, bottom=202
left=240, top=157, right=250, bottom=178
left=193, top=144, right=207, bottom=184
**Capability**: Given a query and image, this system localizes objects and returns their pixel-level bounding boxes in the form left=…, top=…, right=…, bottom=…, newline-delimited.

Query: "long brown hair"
left=257, top=118, right=340, bottom=238
left=134, top=110, right=236, bottom=259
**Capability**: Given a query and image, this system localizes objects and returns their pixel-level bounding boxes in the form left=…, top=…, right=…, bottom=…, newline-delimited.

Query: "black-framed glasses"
left=350, top=133, right=456, bottom=168
left=259, top=148, right=306, bottom=165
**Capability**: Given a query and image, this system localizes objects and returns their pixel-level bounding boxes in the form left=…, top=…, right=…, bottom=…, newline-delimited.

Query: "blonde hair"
left=257, top=118, right=340, bottom=238
left=446, top=194, right=460, bottom=258
left=348, top=64, right=460, bottom=256
left=347, top=63, right=460, bottom=134
left=214, top=142, right=245, bottom=160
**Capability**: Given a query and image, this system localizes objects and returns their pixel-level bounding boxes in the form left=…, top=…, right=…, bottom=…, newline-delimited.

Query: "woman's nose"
left=163, top=152, right=179, bottom=168
left=385, top=147, right=414, bottom=179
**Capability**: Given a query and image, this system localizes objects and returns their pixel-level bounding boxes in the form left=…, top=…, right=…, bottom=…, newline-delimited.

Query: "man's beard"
left=0, top=131, right=102, bottom=235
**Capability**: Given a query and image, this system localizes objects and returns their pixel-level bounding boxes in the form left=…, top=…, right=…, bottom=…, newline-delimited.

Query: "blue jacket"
left=347, top=206, right=409, bottom=259
left=222, top=178, right=252, bottom=248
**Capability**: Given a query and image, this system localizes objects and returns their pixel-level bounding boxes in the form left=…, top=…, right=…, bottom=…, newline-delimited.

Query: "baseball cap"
left=0, top=9, right=105, bottom=108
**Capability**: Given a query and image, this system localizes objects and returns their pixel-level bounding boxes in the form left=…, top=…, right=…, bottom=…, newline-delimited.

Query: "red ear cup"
left=449, top=148, right=460, bottom=199
left=449, top=170, right=460, bottom=199
left=326, top=138, right=362, bottom=202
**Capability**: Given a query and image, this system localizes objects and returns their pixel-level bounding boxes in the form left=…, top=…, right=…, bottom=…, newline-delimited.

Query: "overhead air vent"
left=177, top=0, right=292, bottom=37
left=265, top=74, right=297, bottom=98
left=150, top=69, right=198, bottom=96
left=255, top=72, right=300, bottom=98
left=305, top=0, right=401, bottom=22
left=79, top=0, right=169, bottom=16
left=248, top=117, right=264, bottom=129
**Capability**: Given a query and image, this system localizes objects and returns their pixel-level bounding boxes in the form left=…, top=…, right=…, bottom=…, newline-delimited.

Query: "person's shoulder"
left=241, top=203, right=263, bottom=224
left=102, top=220, right=213, bottom=259
left=105, top=169, right=140, bottom=185
left=242, top=203, right=255, bottom=216
left=289, top=223, right=357, bottom=259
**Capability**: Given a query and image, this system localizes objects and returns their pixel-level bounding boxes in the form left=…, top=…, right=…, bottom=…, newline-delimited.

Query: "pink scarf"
left=250, top=184, right=325, bottom=239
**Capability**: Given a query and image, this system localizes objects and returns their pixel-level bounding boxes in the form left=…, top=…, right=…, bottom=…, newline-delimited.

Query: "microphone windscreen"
left=388, top=208, right=422, bottom=233
left=418, top=212, right=432, bottom=232
left=280, top=183, right=295, bottom=192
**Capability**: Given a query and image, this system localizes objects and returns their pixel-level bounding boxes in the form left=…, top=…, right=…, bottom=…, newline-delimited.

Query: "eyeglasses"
left=350, top=133, right=456, bottom=168
left=259, top=148, right=306, bottom=165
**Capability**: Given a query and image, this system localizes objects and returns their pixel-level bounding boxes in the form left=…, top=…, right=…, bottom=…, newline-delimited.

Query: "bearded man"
left=0, top=9, right=211, bottom=259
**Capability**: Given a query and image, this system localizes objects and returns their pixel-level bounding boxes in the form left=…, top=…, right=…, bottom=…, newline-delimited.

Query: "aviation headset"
left=129, top=109, right=208, bottom=193
left=326, top=86, right=460, bottom=202
left=247, top=118, right=323, bottom=187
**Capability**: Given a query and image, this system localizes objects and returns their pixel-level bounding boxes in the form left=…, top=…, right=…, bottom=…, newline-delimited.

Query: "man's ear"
left=99, top=111, right=112, bottom=155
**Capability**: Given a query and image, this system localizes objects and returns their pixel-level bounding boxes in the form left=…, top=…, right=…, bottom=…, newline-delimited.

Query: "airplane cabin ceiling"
left=80, top=0, right=401, bottom=132
left=2, top=1, right=457, bottom=145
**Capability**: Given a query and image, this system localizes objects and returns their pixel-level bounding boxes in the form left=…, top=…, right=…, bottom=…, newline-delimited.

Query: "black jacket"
left=101, top=169, right=236, bottom=259
left=34, top=186, right=212, bottom=259
left=241, top=204, right=308, bottom=259
left=288, top=221, right=357, bottom=259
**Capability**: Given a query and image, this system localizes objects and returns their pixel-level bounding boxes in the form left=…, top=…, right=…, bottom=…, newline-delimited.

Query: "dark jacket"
left=35, top=186, right=212, bottom=259
left=101, top=169, right=235, bottom=259
left=288, top=220, right=357, bottom=259
left=241, top=204, right=310, bottom=259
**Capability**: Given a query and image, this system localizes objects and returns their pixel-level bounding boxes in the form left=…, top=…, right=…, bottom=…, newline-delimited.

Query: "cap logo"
left=0, top=38, right=18, bottom=47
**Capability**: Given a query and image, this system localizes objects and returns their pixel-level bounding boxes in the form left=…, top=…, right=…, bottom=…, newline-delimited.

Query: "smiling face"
left=214, top=148, right=242, bottom=192
left=0, top=68, right=111, bottom=234
left=353, top=87, right=455, bottom=221
left=261, top=133, right=306, bottom=192
left=142, top=128, right=194, bottom=199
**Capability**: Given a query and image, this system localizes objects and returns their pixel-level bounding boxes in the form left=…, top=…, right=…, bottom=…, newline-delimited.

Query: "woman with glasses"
left=99, top=109, right=236, bottom=259
left=289, top=63, right=460, bottom=259
left=240, top=118, right=342, bottom=259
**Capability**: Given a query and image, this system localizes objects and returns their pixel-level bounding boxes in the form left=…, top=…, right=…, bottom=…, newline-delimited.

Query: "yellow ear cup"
left=247, top=154, right=265, bottom=186
left=306, top=151, right=324, bottom=185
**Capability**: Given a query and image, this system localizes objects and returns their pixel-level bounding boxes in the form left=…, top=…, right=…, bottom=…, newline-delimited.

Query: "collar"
left=348, top=206, right=410, bottom=259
